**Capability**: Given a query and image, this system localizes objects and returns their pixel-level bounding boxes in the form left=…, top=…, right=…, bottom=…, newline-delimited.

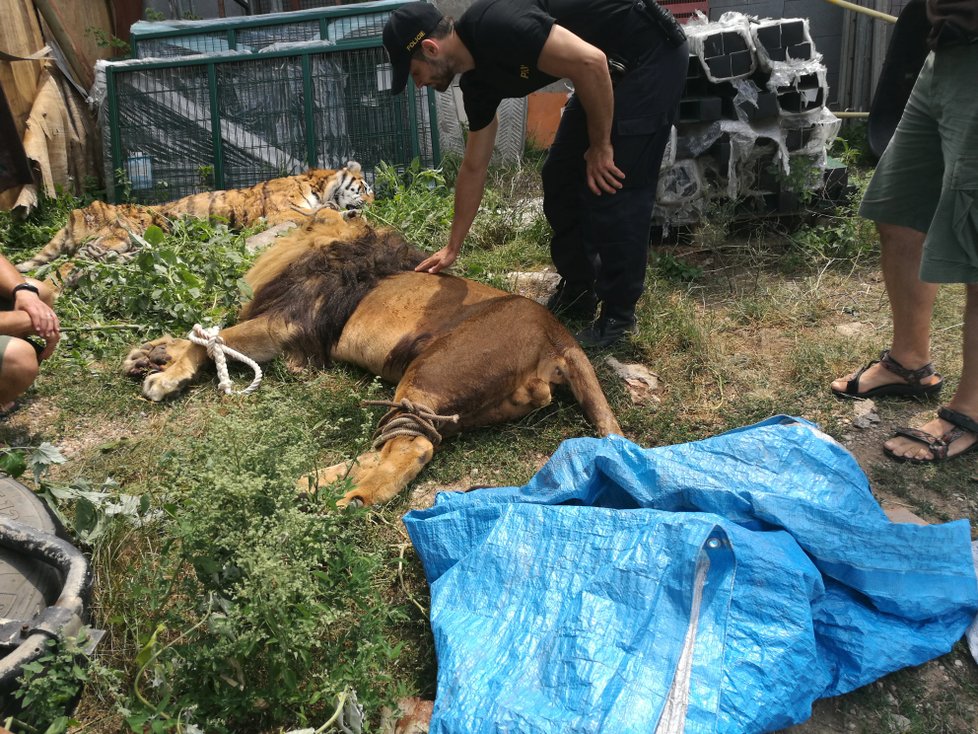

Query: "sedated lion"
left=123, top=208, right=621, bottom=507
left=14, top=162, right=373, bottom=284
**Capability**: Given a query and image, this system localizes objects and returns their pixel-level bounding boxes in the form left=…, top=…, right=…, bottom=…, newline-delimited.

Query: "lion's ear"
left=345, top=160, right=362, bottom=174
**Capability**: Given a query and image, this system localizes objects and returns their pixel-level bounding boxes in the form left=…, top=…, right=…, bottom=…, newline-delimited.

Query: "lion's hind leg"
left=297, top=436, right=433, bottom=508
left=299, top=395, right=455, bottom=507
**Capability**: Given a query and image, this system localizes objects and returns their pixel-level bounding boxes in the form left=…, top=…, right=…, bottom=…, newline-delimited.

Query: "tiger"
left=13, top=162, right=373, bottom=283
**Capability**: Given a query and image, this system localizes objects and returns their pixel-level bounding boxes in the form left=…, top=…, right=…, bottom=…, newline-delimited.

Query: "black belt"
left=639, top=0, right=688, bottom=48
left=607, top=1, right=686, bottom=86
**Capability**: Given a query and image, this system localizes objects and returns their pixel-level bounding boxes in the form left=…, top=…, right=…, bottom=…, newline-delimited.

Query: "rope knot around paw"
left=363, top=398, right=459, bottom=450
left=188, top=324, right=263, bottom=396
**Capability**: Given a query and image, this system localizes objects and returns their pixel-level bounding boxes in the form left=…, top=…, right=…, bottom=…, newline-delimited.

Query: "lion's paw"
left=142, top=370, right=191, bottom=402
left=122, top=337, right=176, bottom=378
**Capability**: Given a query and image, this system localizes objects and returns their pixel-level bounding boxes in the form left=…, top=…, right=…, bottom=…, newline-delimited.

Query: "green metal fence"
left=129, top=0, right=405, bottom=58
left=101, top=37, right=439, bottom=204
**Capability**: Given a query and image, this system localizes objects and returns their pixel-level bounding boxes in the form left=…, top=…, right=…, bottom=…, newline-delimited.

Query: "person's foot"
left=831, top=349, right=942, bottom=399
left=546, top=280, right=597, bottom=322
left=884, top=406, right=978, bottom=462
left=576, top=315, right=637, bottom=349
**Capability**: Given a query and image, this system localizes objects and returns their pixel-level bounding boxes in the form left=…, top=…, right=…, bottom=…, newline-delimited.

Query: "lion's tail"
left=561, top=344, right=622, bottom=437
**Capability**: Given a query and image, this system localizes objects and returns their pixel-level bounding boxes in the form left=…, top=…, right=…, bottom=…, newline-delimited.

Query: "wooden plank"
left=0, top=0, right=45, bottom=137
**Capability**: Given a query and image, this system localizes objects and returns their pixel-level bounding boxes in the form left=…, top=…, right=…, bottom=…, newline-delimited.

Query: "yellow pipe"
left=823, top=0, right=898, bottom=23
left=832, top=111, right=871, bottom=117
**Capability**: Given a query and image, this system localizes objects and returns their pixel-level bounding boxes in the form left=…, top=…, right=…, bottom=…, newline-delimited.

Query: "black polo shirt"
left=455, top=0, right=656, bottom=131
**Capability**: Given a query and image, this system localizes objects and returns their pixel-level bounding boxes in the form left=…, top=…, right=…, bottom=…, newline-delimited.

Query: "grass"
left=1, top=137, right=977, bottom=733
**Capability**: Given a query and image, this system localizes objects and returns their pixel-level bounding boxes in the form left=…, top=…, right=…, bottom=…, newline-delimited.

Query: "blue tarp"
left=403, top=416, right=978, bottom=734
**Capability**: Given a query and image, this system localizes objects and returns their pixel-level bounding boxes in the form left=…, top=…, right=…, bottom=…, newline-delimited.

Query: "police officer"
left=383, top=0, right=688, bottom=347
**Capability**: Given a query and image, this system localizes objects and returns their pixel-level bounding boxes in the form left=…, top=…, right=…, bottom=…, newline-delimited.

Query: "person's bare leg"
left=0, top=338, right=40, bottom=409
left=884, top=282, right=978, bottom=460
left=832, top=222, right=941, bottom=393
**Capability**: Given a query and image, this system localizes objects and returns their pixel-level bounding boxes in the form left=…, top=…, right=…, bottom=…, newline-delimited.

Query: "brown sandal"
left=884, top=407, right=978, bottom=463
left=832, top=349, right=943, bottom=400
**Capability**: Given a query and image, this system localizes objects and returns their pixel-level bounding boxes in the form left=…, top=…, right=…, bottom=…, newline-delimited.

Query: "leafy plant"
left=86, top=26, right=131, bottom=55
left=368, top=160, right=454, bottom=252
left=771, top=155, right=822, bottom=206
left=7, top=630, right=117, bottom=734
left=652, top=251, right=702, bottom=282
left=0, top=442, right=66, bottom=485
left=46, top=217, right=257, bottom=361
left=786, top=168, right=875, bottom=265
left=0, top=190, right=84, bottom=260
left=112, top=406, right=409, bottom=733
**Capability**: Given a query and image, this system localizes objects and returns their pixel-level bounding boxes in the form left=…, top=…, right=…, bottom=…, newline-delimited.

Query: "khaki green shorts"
left=859, top=43, right=978, bottom=283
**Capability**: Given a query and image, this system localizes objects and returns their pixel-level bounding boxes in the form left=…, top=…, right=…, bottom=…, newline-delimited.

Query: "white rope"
left=188, top=324, right=263, bottom=396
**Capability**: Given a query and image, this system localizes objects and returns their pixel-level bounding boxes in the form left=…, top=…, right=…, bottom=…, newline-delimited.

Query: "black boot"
left=576, top=308, right=637, bottom=349
left=546, top=280, right=597, bottom=321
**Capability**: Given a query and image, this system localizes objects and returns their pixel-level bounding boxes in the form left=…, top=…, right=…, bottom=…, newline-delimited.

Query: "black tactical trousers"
left=541, top=37, right=688, bottom=319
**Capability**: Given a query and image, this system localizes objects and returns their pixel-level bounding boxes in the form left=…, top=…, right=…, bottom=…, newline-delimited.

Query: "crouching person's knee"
left=0, top=336, right=41, bottom=398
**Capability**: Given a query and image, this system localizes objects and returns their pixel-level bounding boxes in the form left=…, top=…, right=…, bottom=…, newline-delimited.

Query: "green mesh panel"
left=102, top=40, right=437, bottom=204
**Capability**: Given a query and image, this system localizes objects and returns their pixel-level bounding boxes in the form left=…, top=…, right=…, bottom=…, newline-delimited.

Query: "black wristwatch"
left=12, top=282, right=40, bottom=298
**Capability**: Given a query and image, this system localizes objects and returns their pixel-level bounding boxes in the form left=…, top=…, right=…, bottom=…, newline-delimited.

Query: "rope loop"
left=188, top=324, right=263, bottom=396
left=363, top=398, right=459, bottom=450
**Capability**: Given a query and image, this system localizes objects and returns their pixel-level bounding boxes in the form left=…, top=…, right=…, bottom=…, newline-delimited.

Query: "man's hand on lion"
left=415, top=244, right=460, bottom=274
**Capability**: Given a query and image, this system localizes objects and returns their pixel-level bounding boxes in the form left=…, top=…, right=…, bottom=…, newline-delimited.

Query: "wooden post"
left=33, top=0, right=95, bottom=89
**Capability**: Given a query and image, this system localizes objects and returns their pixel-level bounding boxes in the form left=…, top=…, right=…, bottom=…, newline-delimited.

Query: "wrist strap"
left=12, top=282, right=40, bottom=298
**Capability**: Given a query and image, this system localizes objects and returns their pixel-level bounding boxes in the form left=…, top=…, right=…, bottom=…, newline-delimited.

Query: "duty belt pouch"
left=608, top=56, right=629, bottom=86
left=641, top=0, right=687, bottom=47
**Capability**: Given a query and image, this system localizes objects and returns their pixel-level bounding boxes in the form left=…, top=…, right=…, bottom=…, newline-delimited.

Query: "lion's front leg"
left=122, top=336, right=204, bottom=401
left=298, top=435, right=435, bottom=507
left=136, top=338, right=208, bottom=401
left=126, top=316, right=299, bottom=402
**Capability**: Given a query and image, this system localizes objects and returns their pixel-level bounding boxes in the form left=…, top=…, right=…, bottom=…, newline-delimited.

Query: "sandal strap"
left=843, top=358, right=881, bottom=394
left=879, top=349, right=937, bottom=386
left=893, top=426, right=949, bottom=459
left=937, top=406, right=978, bottom=436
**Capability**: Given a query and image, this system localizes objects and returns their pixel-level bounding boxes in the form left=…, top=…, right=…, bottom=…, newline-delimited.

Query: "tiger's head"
left=309, top=161, right=374, bottom=212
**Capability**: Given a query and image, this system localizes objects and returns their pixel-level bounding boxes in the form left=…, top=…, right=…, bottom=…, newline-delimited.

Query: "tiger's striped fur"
left=14, top=162, right=373, bottom=278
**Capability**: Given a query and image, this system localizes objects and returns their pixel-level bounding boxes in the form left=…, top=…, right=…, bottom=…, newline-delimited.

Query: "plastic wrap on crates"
left=752, top=18, right=820, bottom=70
left=726, top=78, right=765, bottom=124
left=677, top=118, right=787, bottom=198
left=653, top=196, right=707, bottom=226
left=733, top=136, right=784, bottom=197
left=660, top=125, right=679, bottom=171
left=660, top=10, right=841, bottom=225
left=781, top=107, right=842, bottom=160
left=685, top=11, right=757, bottom=82
left=657, top=158, right=704, bottom=205
left=766, top=63, right=829, bottom=116
left=257, top=39, right=338, bottom=52
left=675, top=121, right=724, bottom=159
left=724, top=119, right=784, bottom=198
